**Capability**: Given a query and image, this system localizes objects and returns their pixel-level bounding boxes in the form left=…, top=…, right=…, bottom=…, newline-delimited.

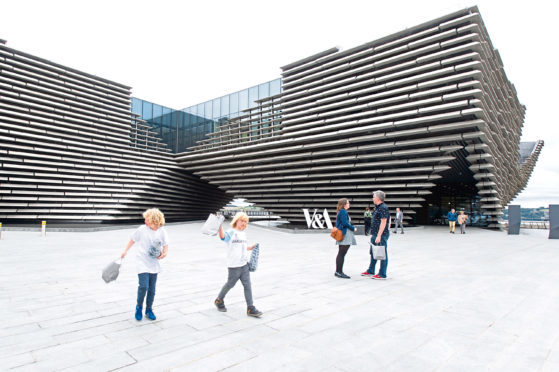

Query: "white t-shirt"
left=131, top=225, right=169, bottom=274
left=221, top=228, right=249, bottom=268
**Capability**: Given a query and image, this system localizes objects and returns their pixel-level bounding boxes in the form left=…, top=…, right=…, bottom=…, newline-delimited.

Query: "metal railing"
left=503, top=220, right=550, bottom=229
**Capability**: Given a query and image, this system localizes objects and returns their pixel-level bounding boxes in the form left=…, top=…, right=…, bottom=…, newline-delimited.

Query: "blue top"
left=336, top=209, right=355, bottom=235
left=447, top=211, right=457, bottom=221
left=371, top=202, right=390, bottom=238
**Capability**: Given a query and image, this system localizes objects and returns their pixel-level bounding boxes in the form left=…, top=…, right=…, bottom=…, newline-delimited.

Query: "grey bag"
left=248, top=243, right=260, bottom=272
left=371, top=244, right=386, bottom=260
left=202, top=214, right=225, bottom=235
left=102, top=258, right=122, bottom=283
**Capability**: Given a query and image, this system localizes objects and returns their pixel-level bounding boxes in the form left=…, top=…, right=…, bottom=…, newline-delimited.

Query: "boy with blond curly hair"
left=121, top=208, right=169, bottom=321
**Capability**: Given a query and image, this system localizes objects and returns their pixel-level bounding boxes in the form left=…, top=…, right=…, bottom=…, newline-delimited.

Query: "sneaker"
left=247, top=306, right=263, bottom=317
left=361, top=271, right=373, bottom=276
left=214, top=298, right=227, bottom=312
left=371, top=275, right=386, bottom=280
left=145, top=308, right=156, bottom=320
left=135, top=305, right=142, bottom=321
left=335, top=272, right=350, bottom=279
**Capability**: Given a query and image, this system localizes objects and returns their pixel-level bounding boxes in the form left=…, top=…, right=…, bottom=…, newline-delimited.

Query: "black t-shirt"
left=371, top=202, right=390, bottom=237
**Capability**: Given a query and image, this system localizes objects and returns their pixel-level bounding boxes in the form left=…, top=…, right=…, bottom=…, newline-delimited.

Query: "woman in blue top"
left=335, top=198, right=356, bottom=279
left=447, top=208, right=457, bottom=234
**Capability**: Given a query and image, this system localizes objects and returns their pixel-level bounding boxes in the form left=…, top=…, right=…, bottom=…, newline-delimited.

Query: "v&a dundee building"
left=0, top=7, right=544, bottom=228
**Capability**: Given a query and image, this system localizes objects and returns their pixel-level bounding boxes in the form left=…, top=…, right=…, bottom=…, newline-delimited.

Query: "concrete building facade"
left=176, top=7, right=543, bottom=228
left=0, top=39, right=229, bottom=223
left=1, top=7, right=543, bottom=226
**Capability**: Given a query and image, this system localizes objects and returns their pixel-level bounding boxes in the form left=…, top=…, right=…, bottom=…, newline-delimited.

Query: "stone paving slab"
left=0, top=223, right=558, bottom=371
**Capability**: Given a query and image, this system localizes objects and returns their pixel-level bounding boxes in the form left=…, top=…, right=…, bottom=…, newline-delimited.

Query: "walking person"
left=215, top=212, right=263, bottom=317
left=447, top=208, right=458, bottom=234
left=121, top=208, right=169, bottom=321
left=393, top=207, right=404, bottom=234
left=362, top=190, right=390, bottom=279
left=363, top=207, right=372, bottom=236
left=458, top=210, right=468, bottom=234
left=335, top=198, right=356, bottom=279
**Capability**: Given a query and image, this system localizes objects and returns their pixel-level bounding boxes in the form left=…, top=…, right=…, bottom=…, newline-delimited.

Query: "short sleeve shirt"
left=131, top=225, right=169, bottom=274
left=221, top=229, right=249, bottom=268
left=371, top=203, right=390, bottom=237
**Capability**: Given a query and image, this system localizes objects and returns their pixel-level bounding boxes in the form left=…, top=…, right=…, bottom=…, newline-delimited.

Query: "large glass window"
left=132, top=78, right=282, bottom=153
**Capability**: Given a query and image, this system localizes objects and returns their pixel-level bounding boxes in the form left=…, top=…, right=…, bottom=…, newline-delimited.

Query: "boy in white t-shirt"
left=121, top=208, right=169, bottom=321
left=215, top=212, right=262, bottom=317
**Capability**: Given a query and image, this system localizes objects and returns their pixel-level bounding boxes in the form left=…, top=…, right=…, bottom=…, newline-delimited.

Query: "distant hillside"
left=503, top=207, right=549, bottom=221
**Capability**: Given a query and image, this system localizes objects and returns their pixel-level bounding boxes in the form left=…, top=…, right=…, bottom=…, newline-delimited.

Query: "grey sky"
left=1, top=0, right=557, bottom=208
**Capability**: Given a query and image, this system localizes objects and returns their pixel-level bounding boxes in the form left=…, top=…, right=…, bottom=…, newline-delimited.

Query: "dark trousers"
left=336, top=245, right=350, bottom=273
left=218, top=264, right=253, bottom=307
left=364, top=218, right=372, bottom=235
left=137, top=273, right=157, bottom=309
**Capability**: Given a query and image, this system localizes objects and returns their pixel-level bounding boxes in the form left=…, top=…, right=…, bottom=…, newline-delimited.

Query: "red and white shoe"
left=371, top=275, right=386, bottom=280
left=361, top=271, right=373, bottom=276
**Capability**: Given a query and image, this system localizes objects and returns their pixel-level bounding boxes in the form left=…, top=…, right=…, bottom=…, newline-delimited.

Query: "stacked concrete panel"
left=176, top=7, right=543, bottom=227
left=0, top=40, right=228, bottom=223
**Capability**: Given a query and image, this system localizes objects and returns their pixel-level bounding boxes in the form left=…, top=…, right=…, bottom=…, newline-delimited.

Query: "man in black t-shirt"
left=361, top=190, right=390, bottom=279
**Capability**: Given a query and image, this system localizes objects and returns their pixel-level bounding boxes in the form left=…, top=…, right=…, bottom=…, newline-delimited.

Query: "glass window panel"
left=153, top=104, right=162, bottom=125
left=239, top=89, right=249, bottom=111
left=196, top=103, right=204, bottom=122
left=248, top=86, right=258, bottom=108
left=259, top=83, right=270, bottom=99
left=131, top=98, right=142, bottom=116
left=142, top=101, right=153, bottom=120
left=270, top=78, right=281, bottom=96
left=212, top=99, right=220, bottom=119
left=220, top=95, right=229, bottom=117
left=205, top=101, right=212, bottom=119
left=163, top=107, right=172, bottom=128
left=230, top=92, right=239, bottom=113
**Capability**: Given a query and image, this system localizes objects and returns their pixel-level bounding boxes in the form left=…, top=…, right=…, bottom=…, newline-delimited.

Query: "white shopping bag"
left=201, top=214, right=225, bottom=236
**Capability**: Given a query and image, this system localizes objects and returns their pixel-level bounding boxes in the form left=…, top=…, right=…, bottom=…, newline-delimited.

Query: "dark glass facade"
left=131, top=78, right=282, bottom=153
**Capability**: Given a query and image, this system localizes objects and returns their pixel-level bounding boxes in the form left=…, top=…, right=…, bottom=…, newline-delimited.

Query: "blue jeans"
left=368, top=234, right=389, bottom=277
left=137, top=273, right=157, bottom=309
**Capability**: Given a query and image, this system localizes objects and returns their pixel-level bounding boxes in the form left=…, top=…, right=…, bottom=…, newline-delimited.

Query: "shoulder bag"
left=330, top=227, right=344, bottom=242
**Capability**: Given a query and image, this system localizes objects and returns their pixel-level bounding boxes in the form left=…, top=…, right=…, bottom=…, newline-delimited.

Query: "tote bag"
left=371, top=244, right=386, bottom=260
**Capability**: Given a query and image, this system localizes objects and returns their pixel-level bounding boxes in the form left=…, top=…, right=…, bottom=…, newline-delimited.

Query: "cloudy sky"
left=1, top=0, right=557, bottom=208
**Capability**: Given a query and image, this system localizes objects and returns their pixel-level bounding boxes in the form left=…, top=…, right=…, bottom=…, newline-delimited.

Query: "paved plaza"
left=1, top=222, right=558, bottom=371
